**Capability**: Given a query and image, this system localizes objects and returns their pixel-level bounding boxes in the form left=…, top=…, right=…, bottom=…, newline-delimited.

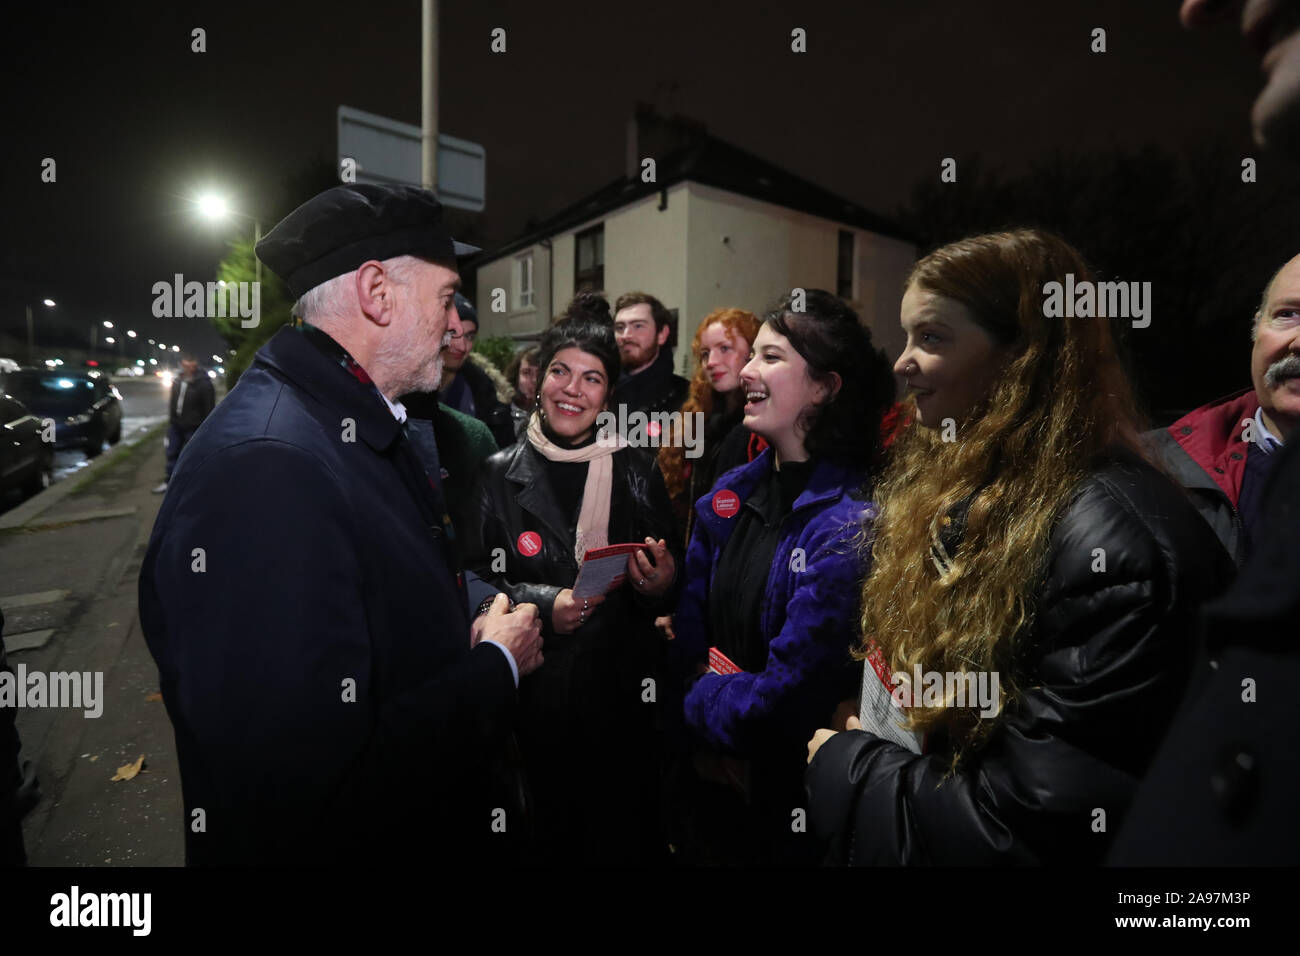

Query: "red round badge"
left=647, top=421, right=661, bottom=438
left=517, top=531, right=542, bottom=556
left=712, top=489, right=740, bottom=518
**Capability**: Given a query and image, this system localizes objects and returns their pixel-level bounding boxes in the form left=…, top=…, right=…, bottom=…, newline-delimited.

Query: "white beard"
left=376, top=315, right=446, bottom=397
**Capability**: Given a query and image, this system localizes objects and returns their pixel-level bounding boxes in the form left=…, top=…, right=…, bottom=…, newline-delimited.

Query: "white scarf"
left=526, top=412, right=624, bottom=561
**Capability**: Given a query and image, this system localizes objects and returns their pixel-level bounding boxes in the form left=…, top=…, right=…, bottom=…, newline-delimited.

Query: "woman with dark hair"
left=658, top=307, right=763, bottom=549
left=469, top=309, right=681, bottom=865
left=805, top=229, right=1232, bottom=865
left=670, top=289, right=895, bottom=865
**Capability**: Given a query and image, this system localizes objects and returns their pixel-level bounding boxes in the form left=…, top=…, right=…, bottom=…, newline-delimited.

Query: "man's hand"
left=552, top=588, right=605, bottom=635
left=629, top=537, right=675, bottom=599
left=654, top=615, right=676, bottom=640
left=480, top=593, right=544, bottom=676
left=807, top=715, right=861, bottom=765
left=470, top=612, right=488, bottom=648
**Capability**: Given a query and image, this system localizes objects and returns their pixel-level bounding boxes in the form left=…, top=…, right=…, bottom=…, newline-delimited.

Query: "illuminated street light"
left=127, top=330, right=137, bottom=338
left=172, top=345, right=181, bottom=352
left=105, top=337, right=116, bottom=345
left=103, top=320, right=113, bottom=329
left=197, top=193, right=229, bottom=220
left=42, top=298, right=55, bottom=308
left=194, top=192, right=262, bottom=286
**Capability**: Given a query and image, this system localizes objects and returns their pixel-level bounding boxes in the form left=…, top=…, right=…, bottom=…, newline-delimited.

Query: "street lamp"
left=195, top=192, right=262, bottom=287
left=24, top=298, right=55, bottom=361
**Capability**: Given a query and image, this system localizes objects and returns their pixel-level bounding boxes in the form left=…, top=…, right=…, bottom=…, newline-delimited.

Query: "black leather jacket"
left=468, top=439, right=680, bottom=629
left=467, top=438, right=682, bottom=863
left=806, top=449, right=1234, bottom=865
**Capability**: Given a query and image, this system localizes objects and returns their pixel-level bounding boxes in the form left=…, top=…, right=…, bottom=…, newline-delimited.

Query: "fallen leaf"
left=144, top=692, right=163, bottom=703
left=111, top=755, right=145, bottom=781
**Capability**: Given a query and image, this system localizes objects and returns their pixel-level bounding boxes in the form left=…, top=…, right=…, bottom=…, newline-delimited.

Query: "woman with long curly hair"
left=805, top=229, right=1232, bottom=865
left=658, top=308, right=762, bottom=547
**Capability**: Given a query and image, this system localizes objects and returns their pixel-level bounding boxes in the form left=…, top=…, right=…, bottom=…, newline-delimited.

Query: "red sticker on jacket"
left=647, top=421, right=661, bottom=438
left=516, top=531, right=542, bottom=556
left=712, top=489, right=740, bottom=517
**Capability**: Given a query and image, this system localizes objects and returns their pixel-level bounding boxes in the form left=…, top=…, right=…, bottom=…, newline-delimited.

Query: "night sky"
left=0, top=0, right=1281, bottom=364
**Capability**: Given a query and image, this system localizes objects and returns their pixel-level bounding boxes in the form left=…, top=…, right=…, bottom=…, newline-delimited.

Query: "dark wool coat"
left=1110, top=436, right=1300, bottom=865
left=806, top=448, right=1234, bottom=865
left=139, top=326, right=517, bottom=866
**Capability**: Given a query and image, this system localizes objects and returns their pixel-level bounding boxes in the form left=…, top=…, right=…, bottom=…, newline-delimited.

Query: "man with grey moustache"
left=1145, top=254, right=1299, bottom=566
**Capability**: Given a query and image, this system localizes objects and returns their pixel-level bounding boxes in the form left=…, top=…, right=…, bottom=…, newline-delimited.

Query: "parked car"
left=0, top=392, right=54, bottom=499
left=0, top=358, right=20, bottom=374
left=0, top=368, right=123, bottom=458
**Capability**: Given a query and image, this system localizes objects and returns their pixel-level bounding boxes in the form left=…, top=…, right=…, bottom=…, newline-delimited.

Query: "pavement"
left=1, top=422, right=183, bottom=866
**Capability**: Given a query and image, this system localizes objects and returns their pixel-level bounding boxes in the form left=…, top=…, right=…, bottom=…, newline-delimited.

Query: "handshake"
left=472, top=593, right=544, bottom=676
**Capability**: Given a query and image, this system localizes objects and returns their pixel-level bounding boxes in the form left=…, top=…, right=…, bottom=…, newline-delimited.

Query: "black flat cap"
left=256, top=184, right=481, bottom=299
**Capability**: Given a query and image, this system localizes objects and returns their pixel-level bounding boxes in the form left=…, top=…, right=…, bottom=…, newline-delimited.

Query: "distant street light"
left=127, top=330, right=137, bottom=338
left=172, top=345, right=181, bottom=352
left=25, top=298, right=55, bottom=360
left=103, top=320, right=113, bottom=329
left=105, top=337, right=115, bottom=345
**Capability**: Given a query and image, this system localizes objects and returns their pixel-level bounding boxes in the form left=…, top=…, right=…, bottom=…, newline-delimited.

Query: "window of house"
left=575, top=225, right=604, bottom=293
left=515, top=253, right=534, bottom=310
left=837, top=230, right=855, bottom=299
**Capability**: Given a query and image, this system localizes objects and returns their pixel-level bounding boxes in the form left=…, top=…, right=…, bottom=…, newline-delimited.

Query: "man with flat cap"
left=139, top=184, right=543, bottom=866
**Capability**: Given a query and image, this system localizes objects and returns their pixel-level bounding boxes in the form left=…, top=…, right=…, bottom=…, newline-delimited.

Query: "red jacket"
left=1146, top=388, right=1259, bottom=566
left=1162, top=389, right=1259, bottom=506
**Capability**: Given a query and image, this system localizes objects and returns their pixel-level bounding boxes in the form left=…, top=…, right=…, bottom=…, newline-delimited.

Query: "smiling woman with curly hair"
left=805, top=229, right=1234, bottom=865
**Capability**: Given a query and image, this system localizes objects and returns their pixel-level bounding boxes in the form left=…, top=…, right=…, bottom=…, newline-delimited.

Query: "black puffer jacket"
left=467, top=439, right=681, bottom=864
left=806, top=449, right=1234, bottom=865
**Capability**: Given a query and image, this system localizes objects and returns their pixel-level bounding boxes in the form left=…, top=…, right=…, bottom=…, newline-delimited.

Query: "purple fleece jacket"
left=675, top=449, right=875, bottom=756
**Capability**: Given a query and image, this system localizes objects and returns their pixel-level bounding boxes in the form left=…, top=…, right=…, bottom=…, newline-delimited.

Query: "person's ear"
left=820, top=371, right=842, bottom=403
left=656, top=324, right=671, bottom=348
left=355, top=261, right=394, bottom=326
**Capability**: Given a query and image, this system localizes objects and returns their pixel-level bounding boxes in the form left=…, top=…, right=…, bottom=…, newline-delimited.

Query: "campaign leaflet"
left=859, top=642, right=925, bottom=754
left=571, top=543, right=650, bottom=599
left=707, top=646, right=742, bottom=675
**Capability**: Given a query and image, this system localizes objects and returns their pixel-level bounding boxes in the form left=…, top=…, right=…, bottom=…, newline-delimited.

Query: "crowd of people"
left=3, top=0, right=1286, bottom=869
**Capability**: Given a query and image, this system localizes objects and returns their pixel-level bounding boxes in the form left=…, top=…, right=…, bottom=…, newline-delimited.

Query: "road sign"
left=337, top=105, right=485, bottom=211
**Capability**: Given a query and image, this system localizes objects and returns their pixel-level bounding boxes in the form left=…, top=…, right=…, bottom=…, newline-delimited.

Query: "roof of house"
left=477, top=134, right=915, bottom=264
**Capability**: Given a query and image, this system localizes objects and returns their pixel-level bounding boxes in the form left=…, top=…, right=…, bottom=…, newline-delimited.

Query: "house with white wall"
left=475, top=107, right=917, bottom=371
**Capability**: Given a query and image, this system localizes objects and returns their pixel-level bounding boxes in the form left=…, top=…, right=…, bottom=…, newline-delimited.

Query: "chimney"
left=625, top=102, right=706, bottom=180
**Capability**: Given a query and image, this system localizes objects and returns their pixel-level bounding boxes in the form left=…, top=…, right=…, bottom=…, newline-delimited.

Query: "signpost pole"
left=422, top=0, right=438, bottom=192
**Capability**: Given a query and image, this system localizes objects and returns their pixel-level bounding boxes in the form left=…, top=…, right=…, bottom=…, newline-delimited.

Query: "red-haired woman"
left=658, top=308, right=763, bottom=549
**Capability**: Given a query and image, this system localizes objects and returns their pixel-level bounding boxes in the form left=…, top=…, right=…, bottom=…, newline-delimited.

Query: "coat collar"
left=253, top=325, right=404, bottom=453
left=691, top=447, right=862, bottom=545
left=503, top=441, right=578, bottom=552
left=1167, top=388, right=1259, bottom=501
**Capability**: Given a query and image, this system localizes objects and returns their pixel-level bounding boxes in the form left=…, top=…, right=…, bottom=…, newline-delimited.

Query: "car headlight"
left=67, top=413, right=91, bottom=426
